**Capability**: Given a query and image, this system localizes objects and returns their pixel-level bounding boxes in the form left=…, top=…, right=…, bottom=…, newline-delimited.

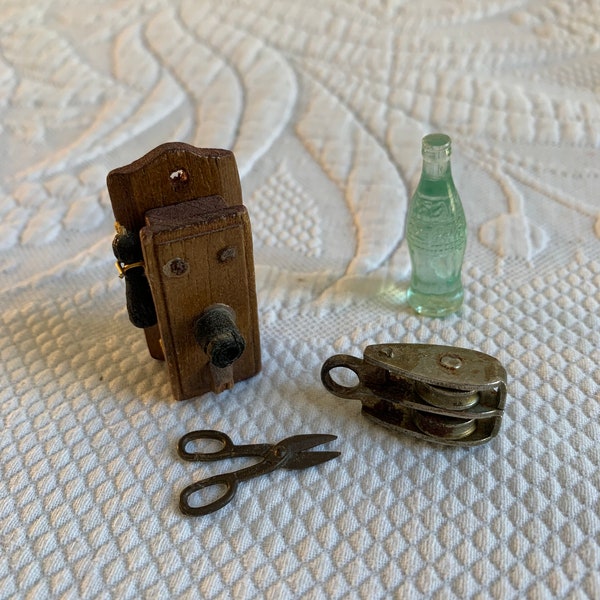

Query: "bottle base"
left=407, top=287, right=463, bottom=317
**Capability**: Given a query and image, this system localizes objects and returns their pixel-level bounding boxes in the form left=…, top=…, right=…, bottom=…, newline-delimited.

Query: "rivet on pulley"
left=439, top=353, right=462, bottom=370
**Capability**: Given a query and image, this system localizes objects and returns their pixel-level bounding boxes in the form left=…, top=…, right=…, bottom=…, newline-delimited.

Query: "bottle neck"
left=420, top=133, right=452, bottom=180
left=421, top=157, right=451, bottom=180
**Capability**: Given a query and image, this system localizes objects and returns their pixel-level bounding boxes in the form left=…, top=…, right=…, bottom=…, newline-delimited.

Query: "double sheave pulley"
left=321, top=344, right=506, bottom=446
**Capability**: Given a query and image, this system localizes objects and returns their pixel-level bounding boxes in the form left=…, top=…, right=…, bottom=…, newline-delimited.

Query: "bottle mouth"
left=422, top=133, right=451, bottom=160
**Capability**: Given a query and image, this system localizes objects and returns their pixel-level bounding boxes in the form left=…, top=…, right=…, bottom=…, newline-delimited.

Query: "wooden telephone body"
left=107, top=143, right=261, bottom=400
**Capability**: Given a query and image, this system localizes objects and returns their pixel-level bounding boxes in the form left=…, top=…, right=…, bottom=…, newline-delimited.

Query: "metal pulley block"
left=321, top=343, right=507, bottom=446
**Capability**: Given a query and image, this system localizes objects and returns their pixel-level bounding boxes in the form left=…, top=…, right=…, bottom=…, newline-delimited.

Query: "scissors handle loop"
left=178, top=430, right=271, bottom=461
left=178, top=430, right=234, bottom=461
left=179, top=473, right=238, bottom=516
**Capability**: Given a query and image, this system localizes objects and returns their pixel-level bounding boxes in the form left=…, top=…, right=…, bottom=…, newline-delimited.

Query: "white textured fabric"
left=1, top=1, right=599, bottom=598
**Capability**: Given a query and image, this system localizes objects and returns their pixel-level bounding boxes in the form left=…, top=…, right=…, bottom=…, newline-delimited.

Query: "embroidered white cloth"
left=1, top=1, right=599, bottom=598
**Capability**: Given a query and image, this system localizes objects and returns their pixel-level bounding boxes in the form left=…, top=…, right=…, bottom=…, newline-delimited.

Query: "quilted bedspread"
left=1, top=1, right=599, bottom=598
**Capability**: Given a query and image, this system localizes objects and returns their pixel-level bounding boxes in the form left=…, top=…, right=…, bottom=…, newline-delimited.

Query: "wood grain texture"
left=140, top=197, right=261, bottom=400
left=107, top=143, right=242, bottom=231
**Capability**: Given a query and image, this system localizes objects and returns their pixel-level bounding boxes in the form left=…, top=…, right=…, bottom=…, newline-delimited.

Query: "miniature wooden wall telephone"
left=107, top=143, right=261, bottom=401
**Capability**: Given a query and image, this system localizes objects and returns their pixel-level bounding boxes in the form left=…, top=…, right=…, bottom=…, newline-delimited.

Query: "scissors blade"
left=277, top=433, right=338, bottom=453
left=283, top=450, right=341, bottom=470
left=275, top=434, right=339, bottom=469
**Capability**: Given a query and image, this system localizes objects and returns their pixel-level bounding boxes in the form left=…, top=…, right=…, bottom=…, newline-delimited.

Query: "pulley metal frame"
left=321, top=343, right=507, bottom=447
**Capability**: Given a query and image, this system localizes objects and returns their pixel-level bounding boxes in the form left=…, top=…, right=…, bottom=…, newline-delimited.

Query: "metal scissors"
left=178, top=430, right=341, bottom=516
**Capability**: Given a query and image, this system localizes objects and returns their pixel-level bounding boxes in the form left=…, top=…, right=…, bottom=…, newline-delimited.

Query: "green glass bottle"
left=406, top=133, right=466, bottom=316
